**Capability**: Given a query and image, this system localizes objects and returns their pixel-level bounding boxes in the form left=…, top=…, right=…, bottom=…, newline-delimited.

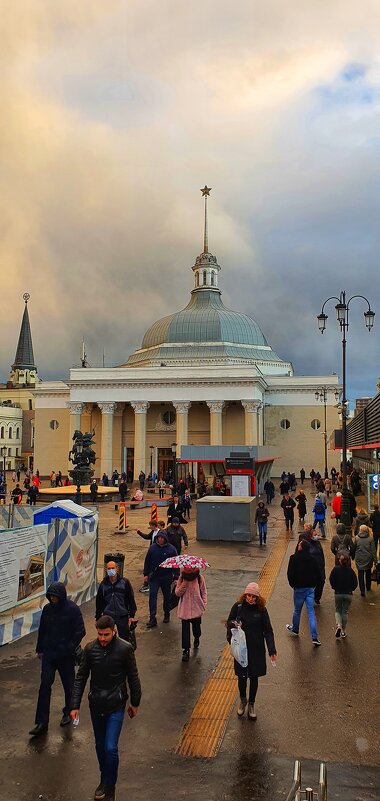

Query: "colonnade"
left=67, top=398, right=264, bottom=480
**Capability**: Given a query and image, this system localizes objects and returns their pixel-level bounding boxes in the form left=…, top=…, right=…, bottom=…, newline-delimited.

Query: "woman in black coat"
left=227, top=582, right=276, bottom=720
left=295, top=490, right=307, bottom=525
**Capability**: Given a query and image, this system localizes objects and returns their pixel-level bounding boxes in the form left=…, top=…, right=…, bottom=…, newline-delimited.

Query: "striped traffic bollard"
left=150, top=502, right=158, bottom=524
left=118, top=501, right=127, bottom=532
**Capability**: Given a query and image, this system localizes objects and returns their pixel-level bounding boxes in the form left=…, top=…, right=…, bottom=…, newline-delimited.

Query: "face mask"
left=107, top=568, right=116, bottom=577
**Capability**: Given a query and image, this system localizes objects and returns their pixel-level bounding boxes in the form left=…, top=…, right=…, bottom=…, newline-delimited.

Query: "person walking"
left=119, top=478, right=128, bottom=502
left=352, top=525, right=377, bottom=597
left=11, top=484, right=22, bottom=504
left=27, top=483, right=38, bottom=506
left=329, top=554, right=358, bottom=638
left=96, top=561, right=137, bottom=643
left=143, top=531, right=177, bottom=628
left=295, top=489, right=307, bottom=527
left=90, top=479, right=98, bottom=503
left=300, top=468, right=305, bottom=485
left=312, top=494, right=327, bottom=538
left=281, top=493, right=296, bottom=530
left=324, top=477, right=332, bottom=498
left=182, top=488, right=192, bottom=519
left=158, top=478, right=166, bottom=499
left=255, top=502, right=269, bottom=546
left=279, top=479, right=290, bottom=495
left=226, top=582, right=277, bottom=720
left=70, top=615, right=141, bottom=801
left=286, top=539, right=321, bottom=645
left=300, top=525, right=325, bottom=604
left=138, top=471, right=145, bottom=491
left=166, top=517, right=188, bottom=554
left=263, top=479, right=275, bottom=505
left=175, top=565, right=207, bottom=661
left=29, top=582, right=85, bottom=737
left=331, top=491, right=342, bottom=523
left=167, top=493, right=186, bottom=524
left=354, top=507, right=371, bottom=536
left=330, top=523, right=353, bottom=565
left=370, top=504, right=380, bottom=552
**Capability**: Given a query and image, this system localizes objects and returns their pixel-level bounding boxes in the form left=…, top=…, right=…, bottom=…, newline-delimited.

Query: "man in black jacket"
left=71, top=615, right=141, bottom=801
left=29, top=582, right=85, bottom=737
left=281, top=493, right=296, bottom=530
left=166, top=517, right=188, bottom=554
left=286, top=540, right=321, bottom=646
left=96, top=561, right=137, bottom=643
left=167, top=493, right=186, bottom=524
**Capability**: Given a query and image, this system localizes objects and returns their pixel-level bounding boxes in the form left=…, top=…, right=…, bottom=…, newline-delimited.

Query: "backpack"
left=314, top=502, right=325, bottom=516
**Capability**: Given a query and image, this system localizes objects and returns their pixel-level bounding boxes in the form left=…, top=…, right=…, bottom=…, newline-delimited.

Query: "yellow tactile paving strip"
left=176, top=528, right=292, bottom=758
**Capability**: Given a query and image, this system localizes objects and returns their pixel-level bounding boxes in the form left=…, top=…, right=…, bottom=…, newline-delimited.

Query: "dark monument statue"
left=69, top=430, right=96, bottom=488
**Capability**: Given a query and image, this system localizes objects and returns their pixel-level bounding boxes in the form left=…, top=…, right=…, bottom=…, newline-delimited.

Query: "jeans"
left=90, top=707, right=125, bottom=787
left=358, top=568, right=372, bottom=595
left=334, top=594, right=352, bottom=629
left=181, top=617, right=201, bottom=650
left=257, top=521, right=267, bottom=544
left=266, top=494, right=272, bottom=505
left=292, top=587, right=318, bottom=640
left=149, top=574, right=172, bottom=617
left=35, top=654, right=75, bottom=725
left=314, top=518, right=326, bottom=536
left=238, top=676, right=258, bottom=702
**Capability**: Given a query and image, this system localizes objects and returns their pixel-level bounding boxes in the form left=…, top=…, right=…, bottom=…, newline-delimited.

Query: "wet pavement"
left=0, top=486, right=379, bottom=800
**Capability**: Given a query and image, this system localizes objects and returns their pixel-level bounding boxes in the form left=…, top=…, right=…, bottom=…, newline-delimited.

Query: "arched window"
left=16, top=427, right=20, bottom=439
left=195, top=272, right=199, bottom=287
left=0, top=426, right=4, bottom=439
left=8, top=428, right=12, bottom=439
left=203, top=270, right=207, bottom=285
left=211, top=271, right=215, bottom=286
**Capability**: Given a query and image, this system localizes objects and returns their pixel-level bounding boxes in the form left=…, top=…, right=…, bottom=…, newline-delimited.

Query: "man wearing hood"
left=29, top=582, right=85, bottom=736
left=143, top=531, right=177, bottom=628
left=96, top=561, right=137, bottom=643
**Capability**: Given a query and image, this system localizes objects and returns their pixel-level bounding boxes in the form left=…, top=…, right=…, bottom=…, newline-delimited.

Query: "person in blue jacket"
left=29, top=581, right=85, bottom=737
left=143, top=531, right=177, bottom=628
left=312, top=494, right=327, bottom=538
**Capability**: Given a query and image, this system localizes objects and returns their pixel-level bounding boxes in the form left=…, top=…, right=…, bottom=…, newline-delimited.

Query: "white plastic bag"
left=230, top=626, right=248, bottom=667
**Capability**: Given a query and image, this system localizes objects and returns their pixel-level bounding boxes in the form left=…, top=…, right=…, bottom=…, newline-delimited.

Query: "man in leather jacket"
left=70, top=615, right=141, bottom=801
left=95, top=561, right=137, bottom=642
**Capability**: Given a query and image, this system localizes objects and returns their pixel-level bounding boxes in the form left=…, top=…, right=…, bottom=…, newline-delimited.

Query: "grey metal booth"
left=196, top=496, right=257, bottom=542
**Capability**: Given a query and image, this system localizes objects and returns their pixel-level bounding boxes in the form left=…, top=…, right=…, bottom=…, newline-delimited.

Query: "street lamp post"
left=317, top=291, right=375, bottom=530
left=315, top=386, right=340, bottom=479
left=149, top=445, right=154, bottom=478
left=171, top=442, right=177, bottom=490
left=75, top=441, right=83, bottom=505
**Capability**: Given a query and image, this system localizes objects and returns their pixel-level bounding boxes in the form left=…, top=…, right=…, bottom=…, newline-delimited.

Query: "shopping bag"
left=230, top=626, right=248, bottom=667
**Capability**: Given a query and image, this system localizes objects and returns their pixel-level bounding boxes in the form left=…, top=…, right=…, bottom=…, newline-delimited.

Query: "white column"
left=242, top=400, right=261, bottom=446
left=67, top=402, right=84, bottom=472
left=257, top=402, right=264, bottom=446
left=173, top=401, right=191, bottom=455
left=131, top=401, right=150, bottom=480
left=98, top=402, right=116, bottom=479
left=207, top=401, right=224, bottom=445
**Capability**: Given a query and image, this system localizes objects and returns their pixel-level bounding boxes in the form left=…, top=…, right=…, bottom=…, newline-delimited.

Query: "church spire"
left=192, top=186, right=221, bottom=293
left=9, top=293, right=38, bottom=386
left=200, top=185, right=211, bottom=253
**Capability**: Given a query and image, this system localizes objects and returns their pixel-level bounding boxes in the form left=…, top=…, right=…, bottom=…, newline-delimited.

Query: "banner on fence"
left=0, top=524, right=48, bottom=613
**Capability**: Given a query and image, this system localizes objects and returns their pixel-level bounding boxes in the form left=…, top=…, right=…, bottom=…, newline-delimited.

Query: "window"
left=16, top=427, right=20, bottom=439
left=203, top=270, right=207, bottom=285
left=8, top=448, right=11, bottom=456
left=163, top=411, right=175, bottom=425
left=8, top=428, right=12, bottom=439
left=16, top=448, right=19, bottom=456
left=211, top=271, right=215, bottom=286
left=0, top=426, right=4, bottom=438
left=195, top=273, right=199, bottom=287
left=49, top=420, right=59, bottom=430
left=280, top=419, right=290, bottom=430
left=29, top=399, right=33, bottom=410
left=311, top=419, right=321, bottom=430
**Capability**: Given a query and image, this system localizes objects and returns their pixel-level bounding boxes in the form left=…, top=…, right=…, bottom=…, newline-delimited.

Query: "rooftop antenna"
left=200, top=185, right=211, bottom=253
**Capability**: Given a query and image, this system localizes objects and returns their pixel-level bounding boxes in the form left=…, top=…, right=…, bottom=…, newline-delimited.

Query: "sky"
left=1, top=1, right=380, bottom=403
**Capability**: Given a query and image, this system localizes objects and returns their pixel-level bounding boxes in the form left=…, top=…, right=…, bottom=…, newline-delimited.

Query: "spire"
left=9, top=293, right=37, bottom=386
left=200, top=185, right=211, bottom=253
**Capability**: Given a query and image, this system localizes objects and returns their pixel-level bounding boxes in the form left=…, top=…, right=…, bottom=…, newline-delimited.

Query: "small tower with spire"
left=192, top=186, right=221, bottom=293
left=9, top=294, right=38, bottom=387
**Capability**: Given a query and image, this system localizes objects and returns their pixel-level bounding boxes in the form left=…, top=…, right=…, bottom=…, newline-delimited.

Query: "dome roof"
left=125, top=289, right=286, bottom=369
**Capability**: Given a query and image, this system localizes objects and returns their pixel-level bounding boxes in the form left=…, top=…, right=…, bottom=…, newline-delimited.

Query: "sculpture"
left=69, top=429, right=96, bottom=488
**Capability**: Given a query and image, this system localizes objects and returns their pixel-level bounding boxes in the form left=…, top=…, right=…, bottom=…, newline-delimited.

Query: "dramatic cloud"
left=1, top=1, right=380, bottom=401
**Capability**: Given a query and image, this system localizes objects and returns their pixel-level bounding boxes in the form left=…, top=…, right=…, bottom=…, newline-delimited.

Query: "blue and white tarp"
left=0, top=513, right=98, bottom=646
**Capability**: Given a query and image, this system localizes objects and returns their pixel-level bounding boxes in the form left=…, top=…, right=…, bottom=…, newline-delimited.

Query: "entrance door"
left=158, top=448, right=175, bottom=481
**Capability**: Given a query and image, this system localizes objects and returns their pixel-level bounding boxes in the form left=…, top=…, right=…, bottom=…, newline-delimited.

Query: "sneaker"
left=146, top=617, right=157, bottom=629
left=340, top=631, right=347, bottom=638
left=94, top=782, right=106, bottom=801
left=60, top=714, right=71, bottom=727
left=286, top=624, right=299, bottom=636
left=193, top=638, right=200, bottom=648
left=335, top=626, right=341, bottom=638
left=182, top=650, right=190, bottom=662
left=237, top=698, right=247, bottom=717
left=247, top=703, right=257, bottom=720
left=312, top=639, right=322, bottom=646
left=139, top=584, right=149, bottom=593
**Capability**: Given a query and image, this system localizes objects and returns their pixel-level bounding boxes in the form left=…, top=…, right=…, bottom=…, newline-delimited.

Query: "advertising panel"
left=0, top=525, right=48, bottom=613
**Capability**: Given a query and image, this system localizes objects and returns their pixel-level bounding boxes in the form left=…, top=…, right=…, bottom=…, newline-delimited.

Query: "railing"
left=285, top=761, right=327, bottom=801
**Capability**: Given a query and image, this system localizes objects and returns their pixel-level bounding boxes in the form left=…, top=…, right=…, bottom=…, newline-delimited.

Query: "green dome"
left=126, top=289, right=285, bottom=368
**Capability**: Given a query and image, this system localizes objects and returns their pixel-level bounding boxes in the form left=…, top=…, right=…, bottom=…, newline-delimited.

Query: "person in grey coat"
left=352, top=525, right=377, bottom=597
left=354, top=508, right=371, bottom=536
left=331, top=523, right=353, bottom=565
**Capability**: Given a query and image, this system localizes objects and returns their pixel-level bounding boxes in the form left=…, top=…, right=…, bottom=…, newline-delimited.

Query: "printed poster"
left=0, top=524, right=48, bottom=613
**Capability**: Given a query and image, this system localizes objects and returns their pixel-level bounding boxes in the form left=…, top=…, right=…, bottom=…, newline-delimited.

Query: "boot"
left=94, top=781, right=106, bottom=800
left=29, top=723, right=48, bottom=737
left=146, top=616, right=157, bottom=629
left=248, top=703, right=257, bottom=720
left=163, top=613, right=170, bottom=623
left=104, top=786, right=115, bottom=801
left=237, top=697, right=247, bottom=717
left=193, top=637, right=200, bottom=648
left=182, top=650, right=190, bottom=662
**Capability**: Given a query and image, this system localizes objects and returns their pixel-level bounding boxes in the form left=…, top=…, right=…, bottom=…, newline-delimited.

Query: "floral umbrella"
left=159, top=554, right=210, bottom=569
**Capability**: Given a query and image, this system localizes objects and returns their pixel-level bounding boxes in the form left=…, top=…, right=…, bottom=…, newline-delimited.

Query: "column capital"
left=113, top=403, right=125, bottom=417
left=173, top=401, right=191, bottom=413
left=241, top=400, right=262, bottom=413
left=67, top=401, right=84, bottom=415
left=207, top=400, right=225, bottom=414
left=131, top=401, right=150, bottom=414
left=98, top=402, right=116, bottom=415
